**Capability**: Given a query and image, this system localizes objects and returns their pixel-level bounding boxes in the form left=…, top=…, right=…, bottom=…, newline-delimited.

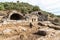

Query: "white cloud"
left=36, top=0, right=60, bottom=15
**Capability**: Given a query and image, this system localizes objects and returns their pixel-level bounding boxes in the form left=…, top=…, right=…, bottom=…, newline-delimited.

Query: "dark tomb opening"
left=10, top=13, right=23, bottom=20
left=38, top=12, right=42, bottom=15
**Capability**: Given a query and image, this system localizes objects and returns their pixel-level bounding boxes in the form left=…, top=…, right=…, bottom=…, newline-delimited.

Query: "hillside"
left=0, top=1, right=60, bottom=24
left=0, top=1, right=55, bottom=15
left=0, top=1, right=40, bottom=13
left=0, top=1, right=58, bottom=18
left=0, top=1, right=60, bottom=40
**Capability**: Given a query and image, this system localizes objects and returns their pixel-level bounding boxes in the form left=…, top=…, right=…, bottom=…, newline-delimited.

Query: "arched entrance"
left=8, top=13, right=24, bottom=20
left=10, top=13, right=23, bottom=20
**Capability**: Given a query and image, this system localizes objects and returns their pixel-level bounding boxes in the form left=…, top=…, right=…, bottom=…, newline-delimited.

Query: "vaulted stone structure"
left=0, top=10, right=48, bottom=22
left=7, top=10, right=24, bottom=20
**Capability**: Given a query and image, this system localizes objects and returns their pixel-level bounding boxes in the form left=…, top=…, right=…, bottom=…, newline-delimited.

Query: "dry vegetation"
left=0, top=21, right=60, bottom=40
left=0, top=1, right=60, bottom=40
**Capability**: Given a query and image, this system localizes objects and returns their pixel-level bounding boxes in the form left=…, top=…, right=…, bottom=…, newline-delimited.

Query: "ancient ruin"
left=0, top=10, right=60, bottom=40
left=7, top=11, right=24, bottom=20
left=0, top=10, right=48, bottom=22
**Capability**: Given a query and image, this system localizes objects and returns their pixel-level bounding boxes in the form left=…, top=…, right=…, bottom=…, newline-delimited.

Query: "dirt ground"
left=0, top=21, right=60, bottom=40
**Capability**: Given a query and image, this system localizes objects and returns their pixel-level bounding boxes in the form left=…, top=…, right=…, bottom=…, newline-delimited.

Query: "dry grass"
left=0, top=21, right=60, bottom=40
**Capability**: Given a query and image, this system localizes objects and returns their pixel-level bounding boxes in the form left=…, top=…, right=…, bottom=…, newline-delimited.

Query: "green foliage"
left=41, top=11, right=56, bottom=18
left=56, top=15, right=60, bottom=18
left=0, top=2, right=40, bottom=14
left=0, top=4, right=5, bottom=10
left=0, top=2, right=56, bottom=17
left=20, top=7, right=28, bottom=14
left=54, top=19, right=59, bottom=23
left=32, top=6, right=40, bottom=11
left=49, top=13, right=55, bottom=18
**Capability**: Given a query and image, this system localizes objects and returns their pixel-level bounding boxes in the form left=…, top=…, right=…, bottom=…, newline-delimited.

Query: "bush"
left=32, top=6, right=40, bottom=11
left=0, top=2, right=41, bottom=14
left=54, top=19, right=59, bottom=23
left=0, top=4, right=5, bottom=10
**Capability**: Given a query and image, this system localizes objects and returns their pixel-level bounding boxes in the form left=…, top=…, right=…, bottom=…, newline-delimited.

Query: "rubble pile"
left=0, top=11, right=60, bottom=40
left=0, top=21, right=60, bottom=40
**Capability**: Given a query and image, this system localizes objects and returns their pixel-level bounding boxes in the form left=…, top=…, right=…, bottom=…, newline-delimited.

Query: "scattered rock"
left=33, top=30, right=47, bottom=36
left=29, top=23, right=33, bottom=28
left=38, top=22, right=45, bottom=26
left=0, top=21, right=60, bottom=40
left=3, top=29, right=12, bottom=35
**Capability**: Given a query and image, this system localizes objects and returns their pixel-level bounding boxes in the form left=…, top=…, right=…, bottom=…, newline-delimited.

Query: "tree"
left=54, top=19, right=59, bottom=23
left=32, top=6, right=40, bottom=11
left=56, top=15, right=60, bottom=18
left=17, top=1, right=20, bottom=3
left=0, top=4, right=5, bottom=10
left=20, top=7, right=28, bottom=14
left=49, top=13, right=55, bottom=18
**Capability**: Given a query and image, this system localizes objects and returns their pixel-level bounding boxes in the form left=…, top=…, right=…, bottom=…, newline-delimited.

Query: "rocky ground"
left=0, top=21, right=60, bottom=40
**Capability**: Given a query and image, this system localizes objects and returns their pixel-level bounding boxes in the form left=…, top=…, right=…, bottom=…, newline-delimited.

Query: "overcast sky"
left=0, top=0, right=60, bottom=15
